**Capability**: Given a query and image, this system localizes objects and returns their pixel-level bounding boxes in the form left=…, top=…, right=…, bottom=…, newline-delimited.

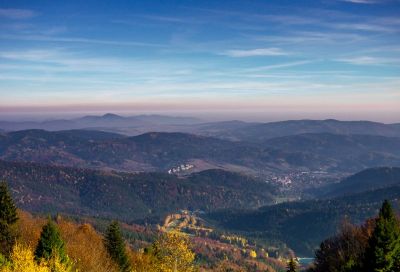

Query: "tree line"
left=0, top=181, right=196, bottom=272
left=309, top=199, right=400, bottom=272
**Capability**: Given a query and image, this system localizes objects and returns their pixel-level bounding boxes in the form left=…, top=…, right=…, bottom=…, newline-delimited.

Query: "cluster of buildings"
left=167, top=163, right=194, bottom=174
left=266, top=170, right=335, bottom=188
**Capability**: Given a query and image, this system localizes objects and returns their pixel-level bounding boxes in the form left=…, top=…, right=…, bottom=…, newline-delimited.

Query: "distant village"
left=167, top=163, right=195, bottom=174
left=265, top=170, right=341, bottom=189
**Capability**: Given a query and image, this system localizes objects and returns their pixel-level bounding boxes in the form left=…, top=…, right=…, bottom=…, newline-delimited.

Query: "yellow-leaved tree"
left=0, top=243, right=75, bottom=272
left=150, top=231, right=196, bottom=272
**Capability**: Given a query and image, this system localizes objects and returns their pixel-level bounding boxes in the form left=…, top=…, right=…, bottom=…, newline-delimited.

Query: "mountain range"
left=1, top=114, right=400, bottom=258
left=1, top=129, right=400, bottom=175
left=1, top=114, right=400, bottom=141
left=219, top=119, right=400, bottom=142
left=0, top=113, right=202, bottom=133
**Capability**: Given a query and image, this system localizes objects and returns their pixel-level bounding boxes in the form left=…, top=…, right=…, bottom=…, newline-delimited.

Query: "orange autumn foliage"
left=11, top=211, right=197, bottom=272
left=57, top=218, right=120, bottom=272
left=16, top=210, right=46, bottom=248
left=15, top=211, right=117, bottom=272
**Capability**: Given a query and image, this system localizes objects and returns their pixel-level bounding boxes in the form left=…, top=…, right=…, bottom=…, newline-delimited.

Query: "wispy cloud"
left=331, top=22, right=397, bottom=33
left=221, top=48, right=290, bottom=57
left=0, top=34, right=165, bottom=48
left=339, top=0, right=383, bottom=4
left=244, top=60, right=315, bottom=72
left=0, top=48, right=198, bottom=82
left=0, top=8, right=37, bottom=19
left=336, top=56, right=400, bottom=65
left=253, top=31, right=366, bottom=45
left=136, top=14, right=193, bottom=24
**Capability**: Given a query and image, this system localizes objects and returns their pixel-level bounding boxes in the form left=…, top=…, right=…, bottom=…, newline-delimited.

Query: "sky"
left=0, top=0, right=399, bottom=122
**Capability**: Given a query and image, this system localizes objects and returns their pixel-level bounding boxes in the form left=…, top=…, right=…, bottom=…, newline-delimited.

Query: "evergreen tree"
left=0, top=181, right=18, bottom=257
left=364, top=200, right=400, bottom=272
left=34, top=218, right=67, bottom=263
left=104, top=221, right=131, bottom=272
left=287, top=258, right=297, bottom=272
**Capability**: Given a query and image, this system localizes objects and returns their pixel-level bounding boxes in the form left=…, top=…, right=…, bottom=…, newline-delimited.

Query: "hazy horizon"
left=0, top=110, right=399, bottom=124
left=1, top=0, right=399, bottom=122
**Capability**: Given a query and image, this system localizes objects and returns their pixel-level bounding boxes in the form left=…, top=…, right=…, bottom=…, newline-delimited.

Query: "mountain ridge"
left=1, top=129, right=400, bottom=175
left=323, top=166, right=400, bottom=198
left=0, top=159, right=276, bottom=223
left=1, top=116, right=400, bottom=141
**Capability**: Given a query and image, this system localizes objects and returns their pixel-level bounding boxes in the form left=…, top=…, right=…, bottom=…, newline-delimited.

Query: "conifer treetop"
left=0, top=181, right=18, bottom=225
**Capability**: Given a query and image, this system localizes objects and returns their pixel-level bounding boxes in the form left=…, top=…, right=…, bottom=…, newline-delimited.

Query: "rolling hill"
left=205, top=166, right=400, bottom=255
left=324, top=167, right=400, bottom=198
left=0, top=129, right=326, bottom=174
left=207, top=119, right=400, bottom=142
left=0, top=160, right=276, bottom=223
left=1, top=129, right=400, bottom=175
left=2, top=115, right=400, bottom=141
left=206, top=185, right=400, bottom=256
left=263, top=133, right=400, bottom=171
left=0, top=113, right=202, bottom=132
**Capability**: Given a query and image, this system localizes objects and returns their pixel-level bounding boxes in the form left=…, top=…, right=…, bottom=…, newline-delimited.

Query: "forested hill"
left=1, top=129, right=400, bottom=175
left=0, top=129, right=317, bottom=173
left=324, top=166, right=400, bottom=198
left=212, top=119, right=400, bottom=142
left=206, top=184, right=400, bottom=256
left=0, top=160, right=276, bottom=223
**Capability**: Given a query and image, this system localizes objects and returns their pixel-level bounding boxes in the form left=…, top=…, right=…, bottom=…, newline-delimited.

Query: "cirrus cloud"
left=221, top=48, right=290, bottom=57
left=0, top=8, right=37, bottom=19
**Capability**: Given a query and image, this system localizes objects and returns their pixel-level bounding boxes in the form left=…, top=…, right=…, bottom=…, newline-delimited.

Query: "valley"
left=1, top=115, right=400, bottom=270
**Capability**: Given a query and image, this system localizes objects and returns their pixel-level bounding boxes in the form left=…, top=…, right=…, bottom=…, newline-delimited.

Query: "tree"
left=151, top=231, right=196, bottom=272
left=287, top=258, right=297, bottom=272
left=249, top=250, right=257, bottom=258
left=104, top=221, right=131, bottom=272
left=0, top=243, right=75, bottom=272
left=311, top=218, right=374, bottom=272
left=34, top=218, right=68, bottom=264
left=364, top=200, right=400, bottom=272
left=59, top=221, right=119, bottom=272
left=0, top=181, right=18, bottom=257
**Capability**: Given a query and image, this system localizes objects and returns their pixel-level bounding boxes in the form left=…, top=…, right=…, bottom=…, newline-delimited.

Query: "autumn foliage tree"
left=311, top=200, right=400, bottom=272
left=150, top=231, right=196, bottom=272
left=311, top=219, right=372, bottom=272
left=59, top=220, right=119, bottom=272
left=0, top=242, right=75, bottom=272
left=0, top=181, right=18, bottom=258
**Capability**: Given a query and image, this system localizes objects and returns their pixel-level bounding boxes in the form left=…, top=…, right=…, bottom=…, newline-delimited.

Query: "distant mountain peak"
left=101, top=113, right=123, bottom=119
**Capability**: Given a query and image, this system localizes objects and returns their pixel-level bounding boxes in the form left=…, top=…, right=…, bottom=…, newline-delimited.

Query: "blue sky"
left=0, top=0, right=399, bottom=121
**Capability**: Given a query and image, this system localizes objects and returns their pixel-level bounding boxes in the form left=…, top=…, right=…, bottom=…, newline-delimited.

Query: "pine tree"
left=364, top=200, right=400, bottom=272
left=0, top=181, right=18, bottom=257
left=104, top=221, right=131, bottom=272
left=34, top=218, right=68, bottom=263
left=287, top=258, right=297, bottom=272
